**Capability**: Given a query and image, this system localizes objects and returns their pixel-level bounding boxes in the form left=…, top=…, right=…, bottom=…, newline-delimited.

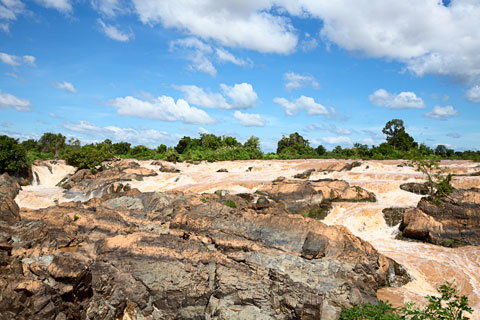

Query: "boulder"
left=294, top=168, right=315, bottom=179
left=382, top=207, right=409, bottom=227
left=159, top=164, right=180, bottom=173
left=400, top=182, right=429, bottom=195
left=216, top=168, right=228, bottom=173
left=312, top=179, right=376, bottom=202
left=0, top=173, right=21, bottom=199
left=0, top=194, right=20, bottom=225
left=400, top=188, right=480, bottom=246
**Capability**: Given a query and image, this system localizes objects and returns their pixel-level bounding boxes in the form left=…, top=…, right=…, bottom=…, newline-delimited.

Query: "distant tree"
left=157, top=144, right=167, bottom=154
left=130, top=145, right=150, bottom=155
left=223, top=136, right=240, bottom=147
left=244, top=136, right=261, bottom=151
left=0, top=135, right=28, bottom=174
left=112, top=142, right=131, bottom=155
left=382, top=119, right=416, bottom=151
left=175, top=136, right=192, bottom=154
left=353, top=143, right=370, bottom=158
left=277, top=132, right=313, bottom=155
left=435, top=144, right=448, bottom=157
left=38, top=133, right=66, bottom=157
left=315, top=144, right=326, bottom=156
left=20, top=139, right=38, bottom=151
left=200, top=134, right=222, bottom=150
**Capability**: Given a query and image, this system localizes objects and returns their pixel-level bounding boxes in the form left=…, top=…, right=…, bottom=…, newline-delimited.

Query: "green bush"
left=0, top=135, right=28, bottom=174
left=62, top=145, right=110, bottom=169
left=340, top=281, right=472, bottom=320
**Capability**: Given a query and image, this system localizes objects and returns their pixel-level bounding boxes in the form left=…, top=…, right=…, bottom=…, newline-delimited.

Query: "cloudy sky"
left=1, top=0, right=479, bottom=151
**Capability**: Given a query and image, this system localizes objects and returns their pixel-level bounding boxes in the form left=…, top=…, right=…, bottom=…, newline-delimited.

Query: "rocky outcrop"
left=0, top=173, right=21, bottom=199
left=382, top=207, right=409, bottom=227
left=159, top=163, right=180, bottom=173
left=294, top=168, right=315, bottom=179
left=312, top=179, right=376, bottom=202
left=1, top=186, right=408, bottom=319
left=0, top=173, right=21, bottom=225
left=400, top=188, right=480, bottom=246
left=400, top=182, right=429, bottom=195
left=216, top=168, right=228, bottom=173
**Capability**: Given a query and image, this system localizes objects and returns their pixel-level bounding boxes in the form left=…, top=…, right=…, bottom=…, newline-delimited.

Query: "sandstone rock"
left=400, top=182, right=429, bottom=195
left=159, top=164, right=180, bottom=173
left=382, top=207, right=410, bottom=227
left=400, top=188, right=480, bottom=246
left=294, top=168, right=315, bottom=179
left=216, top=168, right=228, bottom=173
left=0, top=172, right=21, bottom=199
left=312, top=179, right=376, bottom=202
left=0, top=188, right=409, bottom=319
left=0, top=194, right=20, bottom=225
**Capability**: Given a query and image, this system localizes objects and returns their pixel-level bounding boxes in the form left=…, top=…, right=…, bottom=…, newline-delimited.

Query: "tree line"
left=1, top=119, right=479, bottom=174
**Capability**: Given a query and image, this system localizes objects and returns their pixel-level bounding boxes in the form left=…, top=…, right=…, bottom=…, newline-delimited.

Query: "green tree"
left=38, top=132, right=66, bottom=157
left=276, top=132, right=314, bottom=156
left=20, top=139, right=38, bottom=151
left=112, top=142, right=131, bottom=155
left=315, top=144, right=326, bottom=156
left=157, top=144, right=167, bottom=154
left=0, top=135, right=28, bottom=174
left=244, top=136, right=261, bottom=151
left=411, top=157, right=454, bottom=203
left=175, top=136, right=192, bottom=154
left=382, top=119, right=416, bottom=151
left=62, top=145, right=109, bottom=169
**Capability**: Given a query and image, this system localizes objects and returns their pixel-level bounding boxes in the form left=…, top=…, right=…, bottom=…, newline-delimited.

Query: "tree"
left=382, top=119, right=416, bottom=151
left=411, top=157, right=454, bottom=203
left=175, top=136, right=192, bottom=154
left=276, top=132, right=313, bottom=155
left=112, top=142, right=131, bottom=155
left=0, top=135, right=28, bottom=174
left=244, top=136, right=261, bottom=151
left=20, top=139, right=38, bottom=152
left=315, top=145, right=326, bottom=156
left=38, top=133, right=66, bottom=157
left=157, top=144, right=167, bottom=154
left=435, top=144, right=448, bottom=157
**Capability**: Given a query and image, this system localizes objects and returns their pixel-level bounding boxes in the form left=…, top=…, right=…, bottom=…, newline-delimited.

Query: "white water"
left=15, top=159, right=480, bottom=317
left=15, top=160, right=76, bottom=209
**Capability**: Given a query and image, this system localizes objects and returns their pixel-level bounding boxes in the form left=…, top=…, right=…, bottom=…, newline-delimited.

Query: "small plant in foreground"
left=73, top=214, right=79, bottom=221
left=225, top=200, right=237, bottom=208
left=411, top=157, right=454, bottom=203
left=340, top=281, right=472, bottom=320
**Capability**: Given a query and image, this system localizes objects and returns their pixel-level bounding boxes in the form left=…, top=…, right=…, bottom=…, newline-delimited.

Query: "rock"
left=382, top=207, right=410, bottom=227
left=0, top=194, right=20, bottom=225
left=400, top=182, right=430, bottom=195
left=159, top=164, right=180, bottom=173
left=0, top=172, right=21, bottom=199
left=216, top=168, right=228, bottom=173
left=294, top=168, right=315, bottom=179
left=312, top=179, right=376, bottom=202
left=1, top=188, right=408, bottom=319
left=400, top=188, right=480, bottom=246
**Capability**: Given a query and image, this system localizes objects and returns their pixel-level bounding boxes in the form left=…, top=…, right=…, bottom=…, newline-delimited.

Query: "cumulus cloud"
left=305, top=123, right=351, bottom=135
left=34, top=0, right=72, bottom=13
left=220, top=83, right=258, bottom=109
left=0, top=0, right=24, bottom=20
left=109, top=95, right=215, bottom=125
left=320, top=136, right=352, bottom=145
left=424, top=105, right=459, bottom=119
left=131, top=0, right=297, bottom=54
left=53, top=81, right=77, bottom=93
left=170, top=37, right=216, bottom=76
left=466, top=85, right=480, bottom=103
left=274, top=96, right=329, bottom=116
left=233, top=110, right=265, bottom=127
left=91, top=0, right=123, bottom=16
left=301, top=33, right=318, bottom=52
left=0, top=90, right=31, bottom=111
left=284, top=72, right=320, bottom=91
left=0, top=52, right=36, bottom=67
left=369, top=89, right=425, bottom=109
left=64, top=120, right=179, bottom=146
left=215, top=48, right=250, bottom=67
left=98, top=19, right=133, bottom=42
left=175, top=85, right=229, bottom=109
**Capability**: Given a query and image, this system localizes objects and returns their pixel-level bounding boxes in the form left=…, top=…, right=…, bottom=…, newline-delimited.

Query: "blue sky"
left=1, top=0, right=479, bottom=152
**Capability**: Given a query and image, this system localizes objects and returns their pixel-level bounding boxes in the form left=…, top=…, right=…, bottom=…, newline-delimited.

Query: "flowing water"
left=15, top=159, right=480, bottom=317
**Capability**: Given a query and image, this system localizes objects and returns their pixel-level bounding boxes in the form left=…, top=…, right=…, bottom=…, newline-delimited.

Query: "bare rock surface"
left=311, top=179, right=376, bottom=202
left=399, top=182, right=429, bottom=195
left=0, top=183, right=407, bottom=319
left=400, top=188, right=480, bottom=246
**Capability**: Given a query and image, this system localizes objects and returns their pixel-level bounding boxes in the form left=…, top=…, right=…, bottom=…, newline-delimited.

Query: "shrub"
left=0, top=135, right=28, bottom=175
left=340, top=281, right=472, bottom=320
left=62, top=145, right=109, bottom=169
left=225, top=200, right=236, bottom=208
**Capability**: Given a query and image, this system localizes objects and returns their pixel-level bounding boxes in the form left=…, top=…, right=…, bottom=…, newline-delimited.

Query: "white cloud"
left=0, top=23, right=9, bottom=33
left=220, top=83, right=258, bottom=109
left=424, top=105, right=459, bottom=119
left=131, top=0, right=297, bottom=54
left=0, top=90, right=31, bottom=111
left=109, top=95, right=215, bottom=125
left=359, top=138, right=374, bottom=145
left=274, top=95, right=329, bottom=116
left=466, top=85, right=480, bottom=103
left=233, top=110, right=265, bottom=127
left=98, top=19, right=133, bottom=42
left=284, top=72, right=320, bottom=91
left=369, top=89, right=425, bottom=109
left=320, top=136, right=352, bottom=145
left=65, top=120, right=179, bottom=146
left=176, top=85, right=229, bottom=109
left=301, top=33, right=318, bottom=52
left=91, top=0, right=123, bottom=16
left=305, top=123, right=351, bottom=135
left=0, top=0, right=24, bottom=20
left=0, top=52, right=36, bottom=67
left=53, top=81, right=77, bottom=93
left=288, top=1, right=480, bottom=82
left=170, top=37, right=216, bottom=76
left=34, top=0, right=72, bottom=13
left=215, top=48, right=250, bottom=66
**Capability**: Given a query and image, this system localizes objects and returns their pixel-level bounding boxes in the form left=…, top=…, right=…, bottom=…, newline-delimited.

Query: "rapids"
left=14, top=159, right=480, bottom=317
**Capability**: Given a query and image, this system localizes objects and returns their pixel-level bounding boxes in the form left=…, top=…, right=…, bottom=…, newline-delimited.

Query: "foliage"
left=340, top=282, right=472, bottom=320
left=62, top=145, right=110, bottom=169
left=38, top=132, right=66, bottom=157
left=156, top=144, right=167, bottom=154
left=382, top=119, right=417, bottom=151
left=225, top=200, right=237, bottom=208
left=0, top=135, right=28, bottom=174
left=112, top=142, right=131, bottom=155
left=277, top=132, right=316, bottom=156
left=411, top=157, right=454, bottom=203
